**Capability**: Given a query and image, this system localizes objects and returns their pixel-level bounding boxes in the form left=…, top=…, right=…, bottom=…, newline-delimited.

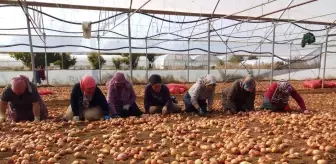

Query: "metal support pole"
left=187, top=39, right=190, bottom=82
left=25, top=5, right=36, bottom=84
left=270, top=23, right=276, bottom=85
left=145, top=39, right=148, bottom=82
left=43, top=33, right=49, bottom=85
left=128, top=0, right=133, bottom=83
left=97, top=35, right=102, bottom=84
left=225, top=40, right=228, bottom=78
left=258, top=43, right=261, bottom=78
left=61, top=54, right=63, bottom=69
left=322, top=27, right=329, bottom=89
left=289, top=43, right=292, bottom=80
left=318, top=43, right=323, bottom=78
left=145, top=16, right=153, bottom=83
left=207, top=19, right=211, bottom=74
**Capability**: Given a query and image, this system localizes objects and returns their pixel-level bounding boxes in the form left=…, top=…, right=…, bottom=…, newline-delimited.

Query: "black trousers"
left=114, top=103, right=143, bottom=118
left=183, top=93, right=207, bottom=113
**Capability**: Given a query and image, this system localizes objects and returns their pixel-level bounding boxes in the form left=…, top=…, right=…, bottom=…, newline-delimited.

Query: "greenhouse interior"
left=0, top=0, right=336, bottom=163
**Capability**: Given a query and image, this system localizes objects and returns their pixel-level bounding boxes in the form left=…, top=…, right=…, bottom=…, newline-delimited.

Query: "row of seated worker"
left=0, top=73, right=310, bottom=122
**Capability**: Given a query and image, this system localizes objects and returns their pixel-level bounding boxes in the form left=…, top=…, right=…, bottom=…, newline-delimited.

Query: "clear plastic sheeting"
left=0, top=34, right=328, bottom=57
left=0, top=0, right=336, bottom=86
left=19, top=0, right=336, bottom=23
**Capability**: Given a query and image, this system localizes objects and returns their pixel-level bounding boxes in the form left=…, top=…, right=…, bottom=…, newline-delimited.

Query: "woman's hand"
left=303, top=110, right=310, bottom=114
left=0, top=101, right=7, bottom=122
left=162, top=106, right=168, bottom=115
left=73, top=116, right=80, bottom=121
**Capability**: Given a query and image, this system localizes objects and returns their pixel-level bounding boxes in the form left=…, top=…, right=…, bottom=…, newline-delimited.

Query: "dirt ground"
left=0, top=81, right=336, bottom=164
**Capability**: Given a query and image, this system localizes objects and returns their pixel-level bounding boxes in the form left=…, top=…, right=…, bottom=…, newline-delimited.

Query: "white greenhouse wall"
left=0, top=68, right=335, bottom=86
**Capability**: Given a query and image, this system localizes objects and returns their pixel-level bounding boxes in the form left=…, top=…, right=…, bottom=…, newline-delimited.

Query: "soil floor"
left=1, top=81, right=336, bottom=164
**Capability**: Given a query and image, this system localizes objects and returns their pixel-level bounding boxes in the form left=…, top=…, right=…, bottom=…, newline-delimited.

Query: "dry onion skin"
left=0, top=85, right=336, bottom=163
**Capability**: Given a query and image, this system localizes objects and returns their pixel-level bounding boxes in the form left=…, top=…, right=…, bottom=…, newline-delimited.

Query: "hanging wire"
left=101, top=0, right=152, bottom=37
left=1, top=26, right=328, bottom=44
left=218, top=0, right=296, bottom=86
left=1, top=3, right=335, bottom=30
left=1, top=5, right=335, bottom=42
left=150, top=11, right=335, bottom=48
left=17, top=0, right=45, bottom=43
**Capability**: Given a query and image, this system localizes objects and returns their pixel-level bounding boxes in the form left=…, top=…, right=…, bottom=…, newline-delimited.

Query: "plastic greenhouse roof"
left=0, top=0, right=335, bottom=56
left=14, top=0, right=336, bottom=23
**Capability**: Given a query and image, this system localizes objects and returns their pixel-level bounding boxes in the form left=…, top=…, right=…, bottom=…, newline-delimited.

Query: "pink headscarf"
left=80, top=75, right=96, bottom=96
left=11, top=75, right=31, bottom=95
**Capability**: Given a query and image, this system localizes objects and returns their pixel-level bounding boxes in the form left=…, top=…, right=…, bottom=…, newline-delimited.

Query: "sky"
left=0, top=0, right=335, bottom=58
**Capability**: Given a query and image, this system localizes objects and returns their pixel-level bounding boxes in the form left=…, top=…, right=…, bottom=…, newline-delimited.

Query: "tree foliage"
left=216, top=60, right=224, bottom=66
left=121, top=53, right=141, bottom=69
left=9, top=52, right=76, bottom=69
left=248, top=56, right=258, bottom=60
left=146, top=54, right=156, bottom=62
left=87, top=52, right=106, bottom=69
left=112, top=58, right=122, bottom=69
left=54, top=53, right=77, bottom=69
left=228, top=55, right=243, bottom=63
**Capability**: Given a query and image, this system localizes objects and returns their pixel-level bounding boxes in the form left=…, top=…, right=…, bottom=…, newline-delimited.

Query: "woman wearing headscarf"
left=65, top=75, right=111, bottom=121
left=261, top=80, right=310, bottom=113
left=221, top=76, right=256, bottom=114
left=106, top=72, right=142, bottom=118
left=0, top=75, right=48, bottom=122
left=183, top=74, right=216, bottom=116
left=144, top=74, right=181, bottom=115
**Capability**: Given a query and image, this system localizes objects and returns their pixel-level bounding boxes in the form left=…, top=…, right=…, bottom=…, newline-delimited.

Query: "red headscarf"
left=11, top=75, right=31, bottom=95
left=80, top=75, right=96, bottom=96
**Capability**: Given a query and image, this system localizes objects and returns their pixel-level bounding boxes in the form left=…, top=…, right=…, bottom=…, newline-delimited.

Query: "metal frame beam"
left=1, top=0, right=335, bottom=26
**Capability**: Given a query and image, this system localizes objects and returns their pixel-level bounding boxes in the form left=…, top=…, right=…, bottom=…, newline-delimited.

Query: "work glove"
left=34, top=116, right=41, bottom=122
left=197, top=108, right=205, bottom=116
left=73, top=116, right=80, bottom=121
left=303, top=110, right=310, bottom=114
left=123, top=104, right=131, bottom=110
left=162, top=106, right=168, bottom=115
left=104, top=115, right=111, bottom=120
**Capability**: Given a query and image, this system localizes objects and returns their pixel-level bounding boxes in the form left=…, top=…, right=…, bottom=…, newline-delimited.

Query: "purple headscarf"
left=106, top=72, right=136, bottom=114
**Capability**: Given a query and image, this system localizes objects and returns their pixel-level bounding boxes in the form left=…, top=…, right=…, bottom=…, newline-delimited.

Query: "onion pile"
left=0, top=88, right=336, bottom=163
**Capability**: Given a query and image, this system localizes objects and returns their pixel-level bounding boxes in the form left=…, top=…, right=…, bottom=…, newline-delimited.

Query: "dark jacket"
left=144, top=84, right=172, bottom=113
left=221, top=79, right=256, bottom=111
left=70, top=83, right=109, bottom=116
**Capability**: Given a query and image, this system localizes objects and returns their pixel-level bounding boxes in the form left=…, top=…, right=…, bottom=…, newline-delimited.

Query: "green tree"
left=248, top=56, right=258, bottom=60
left=53, top=53, right=77, bottom=69
left=88, top=52, right=106, bottom=69
left=216, top=60, right=224, bottom=66
left=228, top=55, right=243, bottom=63
left=9, top=52, right=31, bottom=68
left=120, top=57, right=130, bottom=65
left=121, top=53, right=141, bottom=69
left=9, top=52, right=76, bottom=69
left=112, top=58, right=122, bottom=69
left=146, top=54, right=156, bottom=62
left=146, top=54, right=158, bottom=69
